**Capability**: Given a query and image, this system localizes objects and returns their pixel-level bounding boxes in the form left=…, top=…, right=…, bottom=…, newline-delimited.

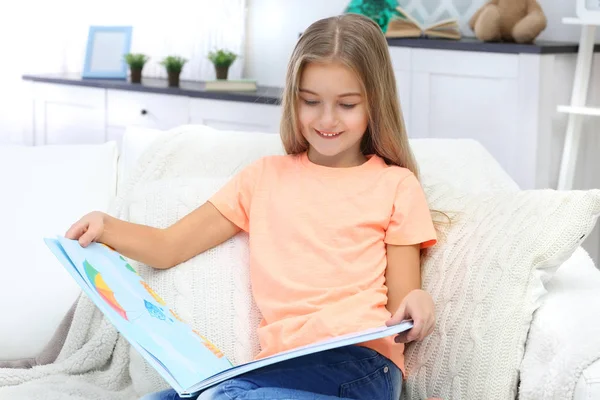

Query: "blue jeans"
left=140, top=345, right=402, bottom=399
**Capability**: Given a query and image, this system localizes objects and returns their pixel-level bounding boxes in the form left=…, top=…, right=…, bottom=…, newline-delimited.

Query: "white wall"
left=244, top=0, right=594, bottom=87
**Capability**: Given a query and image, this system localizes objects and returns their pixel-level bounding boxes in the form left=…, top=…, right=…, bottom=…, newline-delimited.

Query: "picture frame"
left=577, top=0, right=600, bottom=23
left=82, top=26, right=133, bottom=80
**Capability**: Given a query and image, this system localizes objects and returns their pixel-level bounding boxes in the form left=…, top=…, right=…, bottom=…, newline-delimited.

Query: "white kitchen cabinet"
left=24, top=76, right=283, bottom=148
left=32, top=83, right=106, bottom=145
left=389, top=46, right=599, bottom=192
left=105, top=90, right=191, bottom=147
left=189, top=98, right=281, bottom=133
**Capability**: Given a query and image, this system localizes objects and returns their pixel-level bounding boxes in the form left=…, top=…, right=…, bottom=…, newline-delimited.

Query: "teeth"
left=318, top=130, right=340, bottom=137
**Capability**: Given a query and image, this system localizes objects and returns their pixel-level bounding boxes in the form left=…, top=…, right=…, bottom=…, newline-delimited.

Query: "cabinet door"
left=107, top=90, right=190, bottom=131
left=190, top=98, right=281, bottom=134
left=408, top=49, right=527, bottom=186
left=33, top=83, right=106, bottom=145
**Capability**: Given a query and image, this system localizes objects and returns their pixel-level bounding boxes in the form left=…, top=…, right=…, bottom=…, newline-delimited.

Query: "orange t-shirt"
left=208, top=152, right=437, bottom=374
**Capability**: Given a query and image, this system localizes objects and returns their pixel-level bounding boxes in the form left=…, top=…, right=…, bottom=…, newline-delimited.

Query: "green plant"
left=207, top=49, right=238, bottom=68
left=123, top=53, right=150, bottom=69
left=160, top=56, right=188, bottom=73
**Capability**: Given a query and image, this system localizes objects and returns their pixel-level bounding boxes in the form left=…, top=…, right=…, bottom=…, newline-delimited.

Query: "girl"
left=67, top=13, right=438, bottom=400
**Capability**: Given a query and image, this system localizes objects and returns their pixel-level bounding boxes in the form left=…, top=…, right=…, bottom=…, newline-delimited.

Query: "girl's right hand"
left=65, top=211, right=106, bottom=247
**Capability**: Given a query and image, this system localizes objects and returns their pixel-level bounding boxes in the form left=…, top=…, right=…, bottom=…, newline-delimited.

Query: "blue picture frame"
left=82, top=26, right=132, bottom=80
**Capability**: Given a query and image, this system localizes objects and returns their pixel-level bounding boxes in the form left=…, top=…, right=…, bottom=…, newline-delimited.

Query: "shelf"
left=557, top=105, right=600, bottom=116
left=563, top=17, right=600, bottom=26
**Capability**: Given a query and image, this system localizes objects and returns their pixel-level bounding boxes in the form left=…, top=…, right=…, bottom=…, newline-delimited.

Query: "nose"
left=320, top=103, right=338, bottom=130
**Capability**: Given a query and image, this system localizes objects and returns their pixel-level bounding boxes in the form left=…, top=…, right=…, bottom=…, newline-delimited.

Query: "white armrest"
left=519, top=247, right=600, bottom=400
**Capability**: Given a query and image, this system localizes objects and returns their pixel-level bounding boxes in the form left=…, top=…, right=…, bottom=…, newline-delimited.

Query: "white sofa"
left=1, top=125, right=600, bottom=399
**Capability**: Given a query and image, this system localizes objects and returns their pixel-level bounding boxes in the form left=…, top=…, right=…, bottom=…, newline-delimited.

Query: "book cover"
left=204, top=80, right=258, bottom=92
left=45, top=237, right=413, bottom=397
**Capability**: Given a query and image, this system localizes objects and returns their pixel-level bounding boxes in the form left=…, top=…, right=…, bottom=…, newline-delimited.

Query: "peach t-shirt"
left=208, top=152, right=437, bottom=374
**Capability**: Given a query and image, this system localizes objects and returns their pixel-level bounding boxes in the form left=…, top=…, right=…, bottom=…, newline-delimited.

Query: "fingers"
left=65, top=221, right=87, bottom=241
left=78, top=225, right=97, bottom=247
left=386, top=302, right=406, bottom=327
left=394, top=314, right=435, bottom=343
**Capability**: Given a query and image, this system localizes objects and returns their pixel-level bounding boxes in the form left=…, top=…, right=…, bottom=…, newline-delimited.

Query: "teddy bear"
left=469, top=0, right=547, bottom=44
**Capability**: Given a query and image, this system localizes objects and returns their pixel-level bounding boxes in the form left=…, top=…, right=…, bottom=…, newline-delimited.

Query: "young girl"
left=67, top=13, right=438, bottom=400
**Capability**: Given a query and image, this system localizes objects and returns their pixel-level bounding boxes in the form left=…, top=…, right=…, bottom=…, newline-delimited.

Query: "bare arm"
left=385, top=243, right=421, bottom=315
left=163, top=201, right=241, bottom=268
left=385, top=243, right=435, bottom=343
left=71, top=202, right=240, bottom=270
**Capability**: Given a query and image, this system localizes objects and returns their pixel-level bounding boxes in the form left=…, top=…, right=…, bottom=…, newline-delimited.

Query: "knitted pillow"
left=124, top=177, right=262, bottom=396
left=402, top=186, right=600, bottom=400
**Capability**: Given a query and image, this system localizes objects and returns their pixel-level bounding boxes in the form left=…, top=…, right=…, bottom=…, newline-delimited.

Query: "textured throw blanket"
left=0, top=294, right=134, bottom=399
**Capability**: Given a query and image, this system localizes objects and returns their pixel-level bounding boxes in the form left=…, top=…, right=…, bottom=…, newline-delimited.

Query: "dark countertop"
left=22, top=73, right=283, bottom=105
left=23, top=37, right=594, bottom=102
left=386, top=36, right=600, bottom=54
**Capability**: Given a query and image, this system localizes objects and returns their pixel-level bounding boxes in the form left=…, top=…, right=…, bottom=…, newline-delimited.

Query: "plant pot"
left=215, top=65, right=229, bottom=80
left=130, top=67, right=142, bottom=84
left=167, top=71, right=180, bottom=87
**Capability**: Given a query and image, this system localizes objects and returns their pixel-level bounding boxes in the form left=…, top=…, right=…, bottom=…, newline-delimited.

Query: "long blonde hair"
left=280, top=13, right=420, bottom=179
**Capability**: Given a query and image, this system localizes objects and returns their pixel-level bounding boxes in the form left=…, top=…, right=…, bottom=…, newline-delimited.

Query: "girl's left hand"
left=385, top=289, right=435, bottom=343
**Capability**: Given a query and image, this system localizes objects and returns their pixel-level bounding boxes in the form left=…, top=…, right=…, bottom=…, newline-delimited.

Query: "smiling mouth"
left=315, top=129, right=343, bottom=138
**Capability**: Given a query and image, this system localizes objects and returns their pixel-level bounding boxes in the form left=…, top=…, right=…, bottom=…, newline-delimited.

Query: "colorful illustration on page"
left=84, top=259, right=128, bottom=320
left=169, top=309, right=185, bottom=323
left=140, top=281, right=167, bottom=305
left=145, top=300, right=167, bottom=321
left=192, top=330, right=225, bottom=359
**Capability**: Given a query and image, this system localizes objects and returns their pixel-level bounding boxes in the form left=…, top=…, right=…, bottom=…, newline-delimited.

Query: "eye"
left=340, top=103, right=356, bottom=109
left=303, top=99, right=319, bottom=106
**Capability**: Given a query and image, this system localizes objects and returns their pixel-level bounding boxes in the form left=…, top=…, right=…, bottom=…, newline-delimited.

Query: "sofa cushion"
left=0, top=142, right=118, bottom=361
left=402, top=187, right=600, bottom=399
left=118, top=126, right=166, bottom=193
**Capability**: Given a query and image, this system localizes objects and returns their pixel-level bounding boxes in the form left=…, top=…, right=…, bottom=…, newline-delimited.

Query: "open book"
left=45, top=236, right=413, bottom=398
left=386, top=6, right=461, bottom=40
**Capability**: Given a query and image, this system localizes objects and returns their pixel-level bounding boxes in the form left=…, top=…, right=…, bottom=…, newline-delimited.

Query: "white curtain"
left=23, top=0, right=247, bottom=80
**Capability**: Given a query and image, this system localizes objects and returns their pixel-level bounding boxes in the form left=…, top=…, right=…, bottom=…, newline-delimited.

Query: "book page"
left=394, top=5, right=423, bottom=30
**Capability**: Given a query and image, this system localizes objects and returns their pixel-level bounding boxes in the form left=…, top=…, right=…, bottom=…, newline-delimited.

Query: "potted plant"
left=160, top=56, right=188, bottom=87
left=123, top=53, right=150, bottom=84
left=207, top=49, right=238, bottom=80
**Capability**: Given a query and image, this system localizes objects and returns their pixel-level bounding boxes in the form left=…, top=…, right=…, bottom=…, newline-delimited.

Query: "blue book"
left=45, top=236, right=413, bottom=398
